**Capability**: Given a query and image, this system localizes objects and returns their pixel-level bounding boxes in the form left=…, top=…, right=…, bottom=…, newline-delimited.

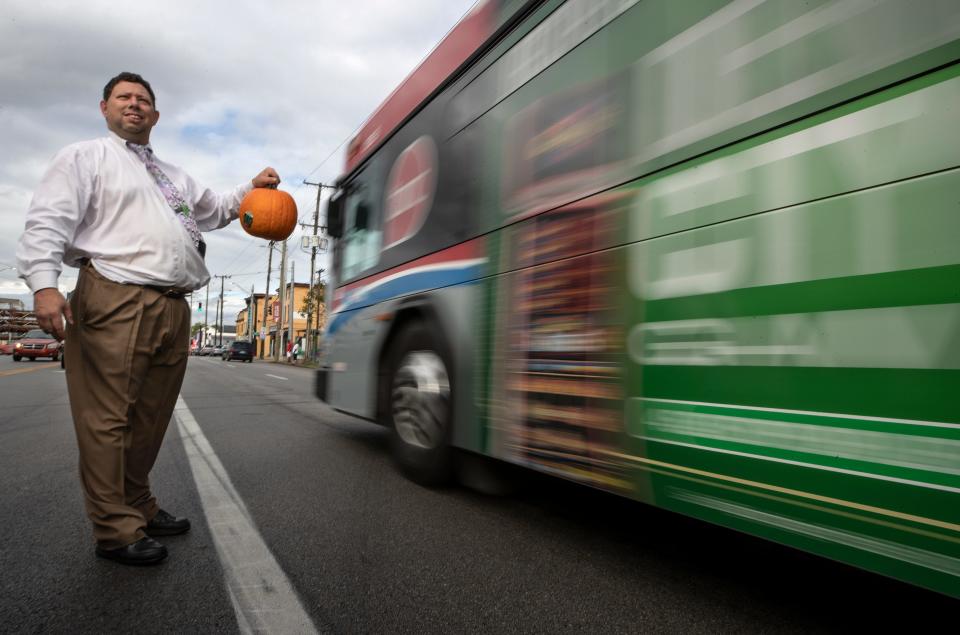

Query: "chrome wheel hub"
left=391, top=351, right=450, bottom=449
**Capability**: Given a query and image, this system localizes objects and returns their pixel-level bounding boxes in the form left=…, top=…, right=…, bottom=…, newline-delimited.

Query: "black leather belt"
left=145, top=285, right=189, bottom=299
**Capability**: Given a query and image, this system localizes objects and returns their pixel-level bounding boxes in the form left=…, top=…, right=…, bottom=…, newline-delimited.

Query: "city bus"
left=316, top=0, right=960, bottom=597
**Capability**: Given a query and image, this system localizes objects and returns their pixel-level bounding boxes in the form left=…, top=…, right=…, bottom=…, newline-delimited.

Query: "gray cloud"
left=0, top=0, right=476, bottom=319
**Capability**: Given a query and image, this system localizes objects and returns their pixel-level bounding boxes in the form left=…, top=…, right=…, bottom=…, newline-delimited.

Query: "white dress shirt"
left=16, top=131, right=252, bottom=292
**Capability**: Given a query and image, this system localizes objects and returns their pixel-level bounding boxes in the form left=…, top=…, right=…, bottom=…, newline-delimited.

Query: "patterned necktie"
left=127, top=142, right=203, bottom=250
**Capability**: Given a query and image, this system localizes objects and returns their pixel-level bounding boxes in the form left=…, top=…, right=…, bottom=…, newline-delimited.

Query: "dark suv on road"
left=223, top=341, right=254, bottom=363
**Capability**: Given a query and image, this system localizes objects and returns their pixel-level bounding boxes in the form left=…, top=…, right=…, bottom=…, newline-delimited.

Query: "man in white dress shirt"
left=16, top=71, right=280, bottom=566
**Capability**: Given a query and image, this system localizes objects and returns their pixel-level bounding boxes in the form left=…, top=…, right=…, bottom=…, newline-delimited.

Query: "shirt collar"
left=107, top=130, right=153, bottom=154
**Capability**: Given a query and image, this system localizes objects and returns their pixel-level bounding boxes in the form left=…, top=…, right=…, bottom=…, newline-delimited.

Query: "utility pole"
left=275, top=240, right=287, bottom=362
left=212, top=287, right=219, bottom=345
left=288, top=260, right=295, bottom=358
left=217, top=276, right=224, bottom=346
left=303, top=180, right=335, bottom=361
left=249, top=283, right=255, bottom=342
left=214, top=274, right=231, bottom=346
left=315, top=267, right=325, bottom=343
left=203, top=283, right=210, bottom=347
left=260, top=241, right=274, bottom=359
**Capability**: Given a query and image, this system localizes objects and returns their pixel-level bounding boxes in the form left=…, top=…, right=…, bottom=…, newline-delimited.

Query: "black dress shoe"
left=95, top=537, right=167, bottom=566
left=145, top=509, right=191, bottom=536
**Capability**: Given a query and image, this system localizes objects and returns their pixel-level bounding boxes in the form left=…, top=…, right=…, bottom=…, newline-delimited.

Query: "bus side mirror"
left=326, top=192, right=344, bottom=238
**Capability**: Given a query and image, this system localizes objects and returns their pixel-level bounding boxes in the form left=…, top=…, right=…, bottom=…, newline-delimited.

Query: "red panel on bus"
left=344, top=2, right=495, bottom=174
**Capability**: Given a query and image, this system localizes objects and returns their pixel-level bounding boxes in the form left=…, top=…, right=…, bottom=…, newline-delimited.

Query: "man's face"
left=100, top=80, right=159, bottom=143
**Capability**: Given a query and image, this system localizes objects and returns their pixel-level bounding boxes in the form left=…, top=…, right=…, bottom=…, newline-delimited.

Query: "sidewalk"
left=253, top=356, right=319, bottom=369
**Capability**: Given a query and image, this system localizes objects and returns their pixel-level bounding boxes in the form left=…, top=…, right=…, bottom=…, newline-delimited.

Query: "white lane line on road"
left=174, top=397, right=318, bottom=635
left=265, top=374, right=288, bottom=381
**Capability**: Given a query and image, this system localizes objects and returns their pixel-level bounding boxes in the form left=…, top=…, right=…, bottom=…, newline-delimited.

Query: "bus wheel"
left=387, top=324, right=454, bottom=485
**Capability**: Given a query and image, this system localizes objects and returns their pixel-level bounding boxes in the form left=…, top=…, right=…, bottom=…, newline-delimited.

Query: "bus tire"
left=386, top=322, right=455, bottom=486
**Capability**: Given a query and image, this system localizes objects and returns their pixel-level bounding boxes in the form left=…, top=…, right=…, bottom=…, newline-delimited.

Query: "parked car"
left=212, top=344, right=228, bottom=357
left=222, top=341, right=254, bottom=363
left=198, top=345, right=215, bottom=356
left=0, top=341, right=17, bottom=355
left=12, top=329, right=61, bottom=362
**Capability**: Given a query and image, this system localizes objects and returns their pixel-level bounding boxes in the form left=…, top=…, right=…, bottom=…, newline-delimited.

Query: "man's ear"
left=99, top=100, right=107, bottom=117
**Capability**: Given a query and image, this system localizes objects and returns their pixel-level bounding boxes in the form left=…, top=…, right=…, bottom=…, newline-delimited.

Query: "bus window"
left=341, top=180, right=382, bottom=280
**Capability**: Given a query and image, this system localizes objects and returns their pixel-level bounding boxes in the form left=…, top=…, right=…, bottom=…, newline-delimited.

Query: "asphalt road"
left=0, top=353, right=954, bottom=634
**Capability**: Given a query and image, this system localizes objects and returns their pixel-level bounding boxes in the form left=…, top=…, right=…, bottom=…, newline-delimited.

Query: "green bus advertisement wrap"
left=319, top=0, right=960, bottom=597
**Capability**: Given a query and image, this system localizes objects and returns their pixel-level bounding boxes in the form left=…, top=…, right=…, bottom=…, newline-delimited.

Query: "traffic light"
left=197, top=302, right=202, bottom=313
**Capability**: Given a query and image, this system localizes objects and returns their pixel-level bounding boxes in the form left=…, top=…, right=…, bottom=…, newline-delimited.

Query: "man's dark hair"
left=102, top=72, right=156, bottom=105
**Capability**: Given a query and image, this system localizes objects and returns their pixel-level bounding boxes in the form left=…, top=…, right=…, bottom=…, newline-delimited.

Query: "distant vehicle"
left=0, top=341, right=16, bottom=355
left=212, top=344, right=228, bottom=357
left=198, top=345, right=215, bottom=356
left=12, top=329, right=60, bottom=362
left=222, top=341, right=253, bottom=363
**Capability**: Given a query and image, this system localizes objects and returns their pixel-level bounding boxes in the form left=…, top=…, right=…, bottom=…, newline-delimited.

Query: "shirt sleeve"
left=16, top=144, right=92, bottom=293
left=188, top=175, right=254, bottom=232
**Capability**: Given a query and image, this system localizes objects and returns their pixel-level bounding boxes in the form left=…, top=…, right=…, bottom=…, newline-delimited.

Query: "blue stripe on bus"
left=327, top=263, right=484, bottom=335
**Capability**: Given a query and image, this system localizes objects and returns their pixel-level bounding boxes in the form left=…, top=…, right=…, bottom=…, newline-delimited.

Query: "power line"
left=219, top=233, right=261, bottom=275
left=298, top=137, right=353, bottom=191
left=229, top=268, right=275, bottom=278
left=294, top=3, right=477, bottom=188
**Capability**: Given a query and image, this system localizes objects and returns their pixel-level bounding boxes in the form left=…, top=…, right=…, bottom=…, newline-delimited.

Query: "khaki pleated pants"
left=65, top=262, right=190, bottom=549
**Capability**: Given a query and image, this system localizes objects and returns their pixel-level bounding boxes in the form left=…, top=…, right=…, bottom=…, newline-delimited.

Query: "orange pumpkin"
left=238, top=187, right=298, bottom=241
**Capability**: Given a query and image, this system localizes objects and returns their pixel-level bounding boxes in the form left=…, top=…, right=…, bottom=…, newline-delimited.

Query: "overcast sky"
left=0, top=0, right=476, bottom=324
